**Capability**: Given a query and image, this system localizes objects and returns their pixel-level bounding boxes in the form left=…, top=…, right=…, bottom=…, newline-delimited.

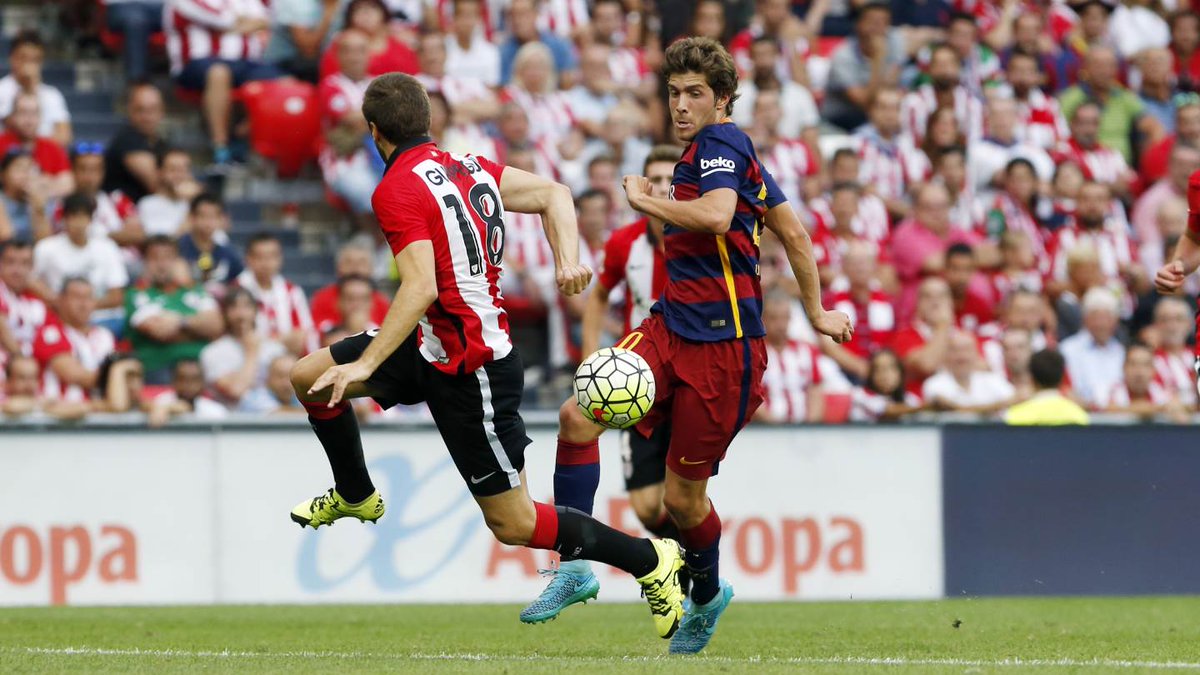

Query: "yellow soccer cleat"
left=290, top=488, right=385, bottom=529
left=636, top=538, right=686, bottom=639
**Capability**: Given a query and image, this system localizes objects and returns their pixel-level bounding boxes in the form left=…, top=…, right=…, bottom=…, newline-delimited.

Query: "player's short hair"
left=662, top=37, right=740, bottom=116
left=362, top=73, right=431, bottom=146
left=643, top=145, right=682, bottom=173
left=246, top=231, right=280, bottom=255
left=190, top=192, right=224, bottom=215
left=1029, top=349, right=1066, bottom=390
left=9, top=30, right=44, bottom=55
left=61, top=192, right=96, bottom=219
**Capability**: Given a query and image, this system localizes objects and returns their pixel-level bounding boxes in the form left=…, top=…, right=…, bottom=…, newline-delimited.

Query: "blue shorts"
left=175, top=58, right=283, bottom=91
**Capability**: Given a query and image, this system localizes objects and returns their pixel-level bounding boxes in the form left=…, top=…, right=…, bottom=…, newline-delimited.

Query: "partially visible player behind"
left=522, top=38, right=852, bottom=654
left=287, top=73, right=685, bottom=640
left=1155, top=170, right=1200, bottom=386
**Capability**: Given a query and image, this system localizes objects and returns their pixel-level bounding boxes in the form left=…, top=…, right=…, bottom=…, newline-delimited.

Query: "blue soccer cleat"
left=519, top=559, right=600, bottom=624
left=669, top=579, right=734, bottom=654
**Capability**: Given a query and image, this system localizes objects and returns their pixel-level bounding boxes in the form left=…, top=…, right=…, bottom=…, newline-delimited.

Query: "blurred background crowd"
left=1, top=0, right=1199, bottom=426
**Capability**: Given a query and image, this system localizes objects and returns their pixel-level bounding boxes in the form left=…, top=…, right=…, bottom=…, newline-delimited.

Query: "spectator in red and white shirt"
left=934, top=146, right=986, bottom=233
left=1054, top=100, right=1137, bottom=197
left=310, top=242, right=390, bottom=335
left=993, top=326, right=1036, bottom=400
left=1131, top=143, right=1200, bottom=266
left=990, top=230, right=1046, bottom=302
left=1103, top=343, right=1188, bottom=421
left=970, top=97, right=1056, bottom=196
left=59, top=144, right=143, bottom=248
left=1169, top=9, right=1200, bottom=91
left=537, top=0, right=591, bottom=42
left=813, top=148, right=891, bottom=245
left=318, top=0, right=419, bottom=81
left=890, top=183, right=984, bottom=323
left=1004, top=49, right=1069, bottom=151
left=565, top=44, right=622, bottom=141
left=32, top=278, right=115, bottom=403
left=730, top=0, right=813, bottom=86
left=892, top=276, right=956, bottom=395
left=235, top=232, right=317, bottom=356
left=849, top=348, right=923, bottom=422
left=502, top=42, right=577, bottom=147
left=984, top=158, right=1050, bottom=268
left=1047, top=181, right=1143, bottom=295
left=321, top=274, right=381, bottom=339
left=732, top=36, right=821, bottom=146
left=750, top=90, right=819, bottom=208
left=826, top=241, right=897, bottom=379
left=945, top=243, right=997, bottom=335
left=318, top=28, right=377, bottom=216
left=756, top=293, right=824, bottom=424
left=0, top=240, right=52, bottom=357
left=442, top=0, right=502, bottom=86
left=587, top=0, right=653, bottom=98
left=901, top=44, right=984, bottom=148
left=810, top=183, right=894, bottom=292
left=941, top=9, right=1002, bottom=96
left=1139, top=97, right=1200, bottom=189
left=1148, top=296, right=1197, bottom=407
left=922, top=329, right=1015, bottom=417
left=416, top=32, right=499, bottom=130
left=855, top=87, right=911, bottom=220
left=166, top=0, right=282, bottom=165
left=0, top=91, right=72, bottom=198
left=0, top=30, right=72, bottom=148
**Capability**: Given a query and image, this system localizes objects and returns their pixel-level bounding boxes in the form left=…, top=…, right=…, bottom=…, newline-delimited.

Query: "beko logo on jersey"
left=700, top=157, right=736, bottom=176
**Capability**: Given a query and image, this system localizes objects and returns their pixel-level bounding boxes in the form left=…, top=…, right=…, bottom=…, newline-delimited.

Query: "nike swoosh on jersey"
left=470, top=472, right=497, bottom=484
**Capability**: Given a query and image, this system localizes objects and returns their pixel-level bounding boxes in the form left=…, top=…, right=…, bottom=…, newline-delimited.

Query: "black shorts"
left=621, top=424, right=671, bottom=491
left=330, top=330, right=530, bottom=497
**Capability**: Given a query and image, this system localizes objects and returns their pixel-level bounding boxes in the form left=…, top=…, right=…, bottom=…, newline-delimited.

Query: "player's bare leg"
left=287, top=348, right=385, bottom=528
left=663, top=469, right=732, bottom=654
left=479, top=472, right=684, bottom=638
left=520, top=399, right=607, bottom=623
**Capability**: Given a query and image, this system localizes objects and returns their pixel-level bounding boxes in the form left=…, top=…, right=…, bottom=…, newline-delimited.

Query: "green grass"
left=2, top=598, right=1200, bottom=673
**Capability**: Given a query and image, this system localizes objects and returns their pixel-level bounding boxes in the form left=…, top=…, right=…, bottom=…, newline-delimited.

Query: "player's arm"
left=580, top=282, right=613, bottom=358
left=1156, top=228, right=1200, bottom=294
left=496, top=166, right=592, bottom=295
left=623, top=179, right=738, bottom=235
left=763, top=201, right=853, bottom=344
left=309, top=240, right=439, bottom=407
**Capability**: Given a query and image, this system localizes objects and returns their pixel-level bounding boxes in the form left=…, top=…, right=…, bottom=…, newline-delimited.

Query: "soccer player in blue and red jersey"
left=522, top=38, right=853, bottom=653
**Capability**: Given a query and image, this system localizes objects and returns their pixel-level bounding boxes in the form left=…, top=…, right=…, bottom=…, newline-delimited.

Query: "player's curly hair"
left=662, top=37, right=740, bottom=116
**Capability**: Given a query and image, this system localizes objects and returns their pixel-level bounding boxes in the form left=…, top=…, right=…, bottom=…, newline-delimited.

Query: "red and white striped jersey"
left=1153, top=346, right=1197, bottom=405
left=758, top=138, right=818, bottom=207
left=164, top=0, right=270, bottom=75
left=234, top=270, right=318, bottom=355
left=1105, top=381, right=1173, bottom=409
left=855, top=128, right=909, bottom=203
left=608, top=47, right=650, bottom=89
left=985, top=192, right=1050, bottom=269
left=1014, top=89, right=1069, bottom=151
left=598, top=218, right=666, bottom=334
left=729, top=26, right=811, bottom=82
left=536, top=0, right=590, bottom=38
left=501, top=209, right=553, bottom=294
left=373, top=138, right=514, bottom=374
left=828, top=290, right=896, bottom=359
left=417, top=73, right=492, bottom=109
left=808, top=192, right=891, bottom=245
left=809, top=225, right=890, bottom=276
left=433, top=0, right=502, bottom=41
left=900, top=84, right=984, bottom=146
left=988, top=268, right=1044, bottom=302
left=54, top=190, right=136, bottom=241
left=500, top=86, right=576, bottom=146
left=1046, top=219, right=1135, bottom=284
left=761, top=339, right=823, bottom=423
left=0, top=282, right=52, bottom=354
left=31, top=322, right=114, bottom=402
left=1053, top=138, right=1133, bottom=187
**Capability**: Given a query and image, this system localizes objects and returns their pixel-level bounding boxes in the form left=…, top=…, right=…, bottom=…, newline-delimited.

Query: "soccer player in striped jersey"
left=287, top=73, right=687, bottom=641
left=522, top=38, right=852, bottom=654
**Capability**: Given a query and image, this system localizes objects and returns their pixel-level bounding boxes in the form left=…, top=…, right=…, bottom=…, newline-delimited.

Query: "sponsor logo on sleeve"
left=700, top=156, right=737, bottom=177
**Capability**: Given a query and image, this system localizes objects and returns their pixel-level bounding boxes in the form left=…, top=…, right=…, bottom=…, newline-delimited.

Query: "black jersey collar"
left=383, top=135, right=435, bottom=174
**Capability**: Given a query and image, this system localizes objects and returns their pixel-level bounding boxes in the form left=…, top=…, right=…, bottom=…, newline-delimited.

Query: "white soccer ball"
left=574, top=347, right=656, bottom=430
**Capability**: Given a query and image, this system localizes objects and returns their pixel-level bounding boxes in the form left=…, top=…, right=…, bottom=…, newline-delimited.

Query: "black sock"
left=554, top=506, right=658, bottom=578
left=308, top=407, right=374, bottom=503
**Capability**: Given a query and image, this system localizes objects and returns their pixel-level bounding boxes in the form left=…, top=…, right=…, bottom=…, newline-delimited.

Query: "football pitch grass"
left=3, top=598, right=1200, bottom=673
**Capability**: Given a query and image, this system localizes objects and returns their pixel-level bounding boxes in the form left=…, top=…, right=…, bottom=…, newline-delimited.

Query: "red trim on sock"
left=529, top=501, right=559, bottom=550
left=680, top=501, right=721, bottom=550
left=556, top=437, right=599, bottom=466
left=653, top=511, right=673, bottom=530
left=304, top=400, right=351, bottom=420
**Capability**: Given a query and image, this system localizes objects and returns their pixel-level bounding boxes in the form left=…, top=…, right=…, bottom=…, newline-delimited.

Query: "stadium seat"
left=236, top=79, right=322, bottom=178
left=822, top=393, right=852, bottom=424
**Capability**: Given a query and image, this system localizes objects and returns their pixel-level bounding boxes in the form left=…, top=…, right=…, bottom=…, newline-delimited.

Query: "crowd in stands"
left=3, top=0, right=1200, bottom=425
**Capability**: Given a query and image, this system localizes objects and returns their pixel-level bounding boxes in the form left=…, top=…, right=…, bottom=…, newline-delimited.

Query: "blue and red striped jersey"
left=654, top=121, right=785, bottom=342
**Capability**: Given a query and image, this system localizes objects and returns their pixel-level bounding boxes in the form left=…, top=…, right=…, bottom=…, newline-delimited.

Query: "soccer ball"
left=574, top=347, right=656, bottom=430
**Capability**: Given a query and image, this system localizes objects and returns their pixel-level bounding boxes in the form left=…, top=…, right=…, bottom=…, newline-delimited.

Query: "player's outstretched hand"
left=308, top=360, right=373, bottom=408
left=1155, top=260, right=1186, bottom=294
left=622, top=175, right=651, bottom=210
left=557, top=263, right=593, bottom=296
left=813, top=310, right=854, bottom=344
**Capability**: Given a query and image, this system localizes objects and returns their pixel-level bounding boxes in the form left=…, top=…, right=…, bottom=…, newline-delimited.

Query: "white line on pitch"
left=10, top=647, right=1200, bottom=670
